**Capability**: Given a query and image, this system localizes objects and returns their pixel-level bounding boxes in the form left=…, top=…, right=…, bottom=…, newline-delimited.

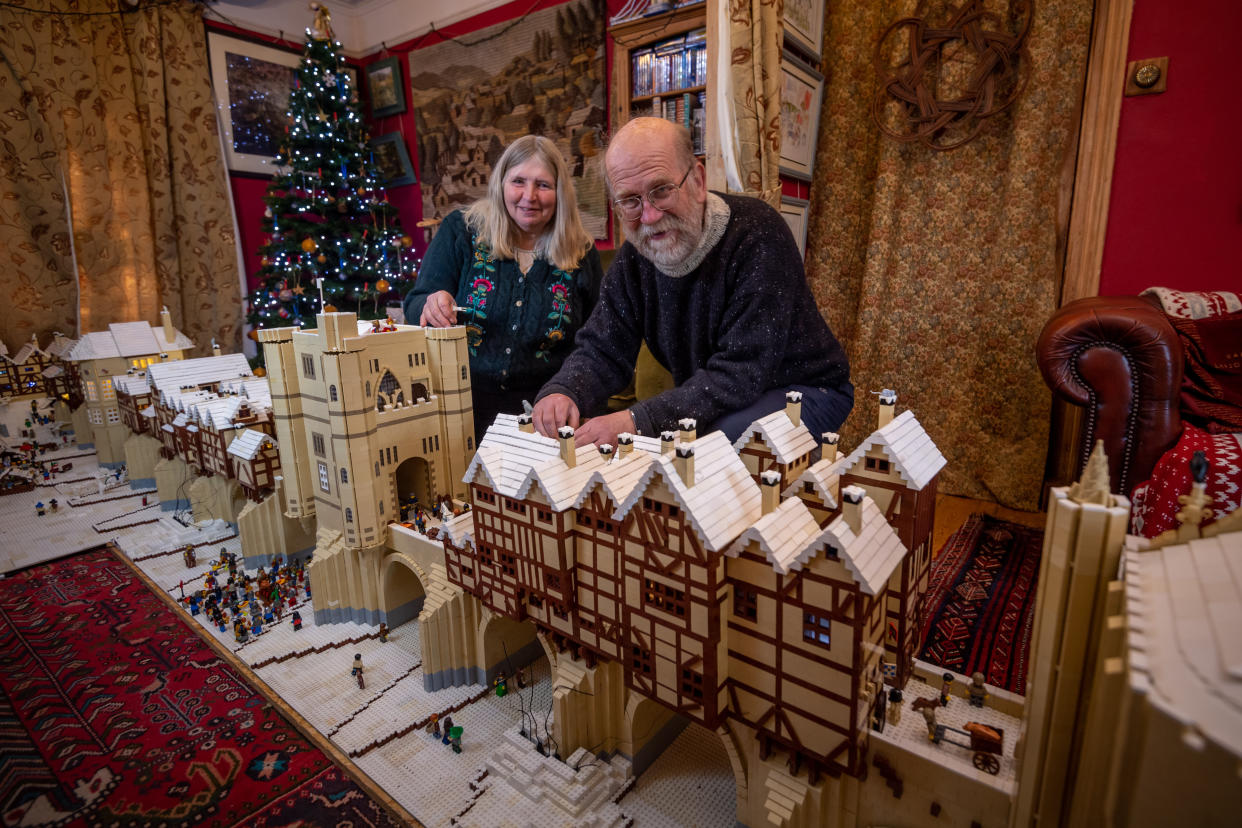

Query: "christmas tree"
left=247, top=3, right=416, bottom=339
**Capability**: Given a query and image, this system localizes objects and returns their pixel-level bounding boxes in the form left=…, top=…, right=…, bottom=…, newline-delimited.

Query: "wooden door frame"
left=1061, top=0, right=1136, bottom=305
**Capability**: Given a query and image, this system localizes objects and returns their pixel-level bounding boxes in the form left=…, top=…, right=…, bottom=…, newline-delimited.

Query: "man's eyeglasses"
left=612, top=164, right=693, bottom=220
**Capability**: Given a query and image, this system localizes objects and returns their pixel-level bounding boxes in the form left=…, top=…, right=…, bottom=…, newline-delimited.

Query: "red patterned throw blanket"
left=1132, top=288, right=1242, bottom=537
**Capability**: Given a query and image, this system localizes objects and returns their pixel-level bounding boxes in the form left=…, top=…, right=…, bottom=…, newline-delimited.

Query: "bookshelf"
left=609, top=2, right=720, bottom=187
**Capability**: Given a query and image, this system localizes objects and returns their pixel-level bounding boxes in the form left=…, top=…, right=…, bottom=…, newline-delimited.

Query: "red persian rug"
left=917, top=514, right=1043, bottom=695
left=0, top=546, right=406, bottom=828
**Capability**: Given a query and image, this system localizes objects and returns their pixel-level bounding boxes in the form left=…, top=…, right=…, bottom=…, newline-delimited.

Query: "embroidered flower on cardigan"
left=536, top=268, right=575, bottom=362
left=462, top=241, right=497, bottom=354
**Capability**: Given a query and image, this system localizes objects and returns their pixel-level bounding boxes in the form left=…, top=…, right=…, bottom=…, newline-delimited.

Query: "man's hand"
left=419, top=290, right=457, bottom=327
left=532, top=393, right=580, bottom=437
left=573, top=410, right=635, bottom=449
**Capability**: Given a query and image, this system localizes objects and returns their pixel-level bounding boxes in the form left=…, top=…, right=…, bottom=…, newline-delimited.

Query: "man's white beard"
left=631, top=208, right=705, bottom=271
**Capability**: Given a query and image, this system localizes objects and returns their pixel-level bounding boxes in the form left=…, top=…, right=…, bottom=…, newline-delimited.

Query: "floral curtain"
left=806, top=0, right=1093, bottom=509
left=0, top=0, right=241, bottom=355
left=719, top=0, right=783, bottom=205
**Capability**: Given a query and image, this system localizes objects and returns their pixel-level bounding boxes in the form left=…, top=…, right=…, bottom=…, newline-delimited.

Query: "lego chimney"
left=558, top=425, right=576, bottom=468
left=674, top=445, right=695, bottom=486
left=760, top=469, right=781, bottom=515
left=841, top=485, right=865, bottom=534
left=821, top=431, right=840, bottom=458
left=617, top=433, right=634, bottom=455
left=660, top=431, right=676, bottom=455
left=211, top=338, right=221, bottom=357
left=877, top=389, right=897, bottom=429
left=678, top=417, right=697, bottom=443
left=785, top=390, right=803, bottom=427
left=161, top=306, right=174, bottom=344
left=517, top=413, right=535, bottom=434
left=598, top=444, right=614, bottom=459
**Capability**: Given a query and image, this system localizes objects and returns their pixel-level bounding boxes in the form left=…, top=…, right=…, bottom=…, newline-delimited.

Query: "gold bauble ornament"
left=317, top=253, right=327, bottom=263
left=376, top=278, right=390, bottom=293
left=401, top=235, right=413, bottom=248
left=253, top=366, right=267, bottom=377
left=324, top=303, right=338, bottom=313
left=246, top=329, right=260, bottom=341
left=301, top=237, right=317, bottom=253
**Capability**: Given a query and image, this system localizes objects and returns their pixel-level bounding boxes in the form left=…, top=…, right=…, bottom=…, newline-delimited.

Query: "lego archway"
left=622, top=693, right=743, bottom=818
left=394, top=455, right=432, bottom=514
left=380, top=553, right=429, bottom=628
left=479, top=609, right=555, bottom=688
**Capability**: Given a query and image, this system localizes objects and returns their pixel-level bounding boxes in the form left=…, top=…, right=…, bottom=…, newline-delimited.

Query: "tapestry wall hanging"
left=871, top=0, right=1032, bottom=151
left=409, top=0, right=608, bottom=238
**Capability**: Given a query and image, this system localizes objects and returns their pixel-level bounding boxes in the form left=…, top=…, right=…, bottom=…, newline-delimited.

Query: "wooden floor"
left=932, top=493, right=1047, bottom=553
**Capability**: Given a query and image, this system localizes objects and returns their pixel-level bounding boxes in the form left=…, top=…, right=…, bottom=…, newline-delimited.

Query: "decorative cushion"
left=1131, top=422, right=1242, bottom=538
left=1141, top=287, right=1242, bottom=434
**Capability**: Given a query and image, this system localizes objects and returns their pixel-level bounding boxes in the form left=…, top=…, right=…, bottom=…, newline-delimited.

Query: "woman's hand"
left=419, top=290, right=458, bottom=327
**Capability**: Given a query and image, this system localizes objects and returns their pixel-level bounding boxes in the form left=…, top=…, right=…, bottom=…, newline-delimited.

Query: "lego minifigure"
left=940, top=671, right=954, bottom=706
left=352, top=653, right=365, bottom=689
left=968, top=671, right=988, bottom=707
left=441, top=714, right=453, bottom=745
left=291, top=610, right=303, bottom=631
left=449, top=725, right=462, bottom=754
left=35, top=501, right=45, bottom=516
left=494, top=672, right=507, bottom=697
left=427, top=712, right=440, bottom=737
left=48, top=498, right=57, bottom=512
left=887, top=688, right=903, bottom=726
left=378, top=622, right=389, bottom=643
left=922, top=702, right=938, bottom=741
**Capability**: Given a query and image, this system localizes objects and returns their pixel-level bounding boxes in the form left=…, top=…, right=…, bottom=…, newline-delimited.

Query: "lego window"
left=301, top=354, right=316, bottom=379
left=377, top=371, right=404, bottom=410
left=631, top=645, right=653, bottom=676
left=340, top=468, right=348, bottom=484
left=84, top=381, right=98, bottom=401
left=643, top=577, right=686, bottom=617
left=499, top=551, right=515, bottom=576
left=536, top=508, right=552, bottom=523
left=312, top=433, right=325, bottom=456
left=317, top=461, right=330, bottom=492
left=106, top=408, right=120, bottom=423
left=346, top=508, right=353, bottom=523
left=411, top=382, right=428, bottom=402
left=733, top=586, right=758, bottom=621
left=330, top=385, right=338, bottom=401
left=803, top=612, right=831, bottom=648
left=545, top=572, right=561, bottom=591
left=681, top=667, right=704, bottom=700
left=100, top=378, right=114, bottom=399
left=461, top=366, right=467, bottom=380
left=528, top=594, right=543, bottom=608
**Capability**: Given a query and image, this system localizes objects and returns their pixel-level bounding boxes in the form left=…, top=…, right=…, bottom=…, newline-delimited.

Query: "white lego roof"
left=841, top=409, right=946, bottom=491
left=614, top=430, right=762, bottom=553
left=44, top=335, right=77, bottom=360
left=11, top=342, right=44, bottom=364
left=784, top=452, right=849, bottom=508
left=817, top=496, right=908, bottom=595
left=112, top=373, right=151, bottom=396
left=1123, top=531, right=1242, bottom=760
left=42, top=364, right=63, bottom=378
left=147, top=353, right=253, bottom=395
left=727, top=496, right=824, bottom=575
left=439, top=508, right=475, bottom=547
left=572, top=438, right=667, bottom=514
left=189, top=395, right=268, bottom=431
left=732, top=407, right=818, bottom=464
left=466, top=416, right=611, bottom=510
left=227, top=428, right=275, bottom=460
left=67, top=320, right=193, bottom=360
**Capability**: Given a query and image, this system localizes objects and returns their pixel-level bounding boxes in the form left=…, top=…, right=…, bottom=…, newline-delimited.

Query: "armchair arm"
left=1036, top=294, right=1183, bottom=496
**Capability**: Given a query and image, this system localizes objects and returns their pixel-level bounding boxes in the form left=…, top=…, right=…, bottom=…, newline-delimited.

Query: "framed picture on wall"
left=782, top=0, right=826, bottom=63
left=779, top=51, right=824, bottom=182
left=207, top=31, right=301, bottom=177
left=368, top=133, right=418, bottom=188
left=780, top=195, right=810, bottom=258
left=366, top=57, right=406, bottom=119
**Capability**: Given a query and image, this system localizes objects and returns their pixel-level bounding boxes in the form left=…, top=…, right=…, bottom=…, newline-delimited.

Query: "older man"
left=532, top=117, right=852, bottom=445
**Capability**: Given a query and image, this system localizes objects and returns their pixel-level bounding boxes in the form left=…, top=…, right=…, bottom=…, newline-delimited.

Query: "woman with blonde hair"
left=405, top=135, right=602, bottom=444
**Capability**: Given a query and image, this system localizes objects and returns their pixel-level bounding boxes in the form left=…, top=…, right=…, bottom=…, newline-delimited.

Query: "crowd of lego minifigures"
left=1, top=403, right=73, bottom=495
left=179, top=548, right=310, bottom=642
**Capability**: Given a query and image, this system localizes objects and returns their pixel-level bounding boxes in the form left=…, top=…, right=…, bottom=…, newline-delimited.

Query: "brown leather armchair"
left=1036, top=294, right=1183, bottom=497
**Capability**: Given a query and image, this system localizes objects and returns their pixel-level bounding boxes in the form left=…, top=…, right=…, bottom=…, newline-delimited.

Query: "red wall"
left=1099, top=0, right=1241, bottom=295
left=219, top=0, right=629, bottom=292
